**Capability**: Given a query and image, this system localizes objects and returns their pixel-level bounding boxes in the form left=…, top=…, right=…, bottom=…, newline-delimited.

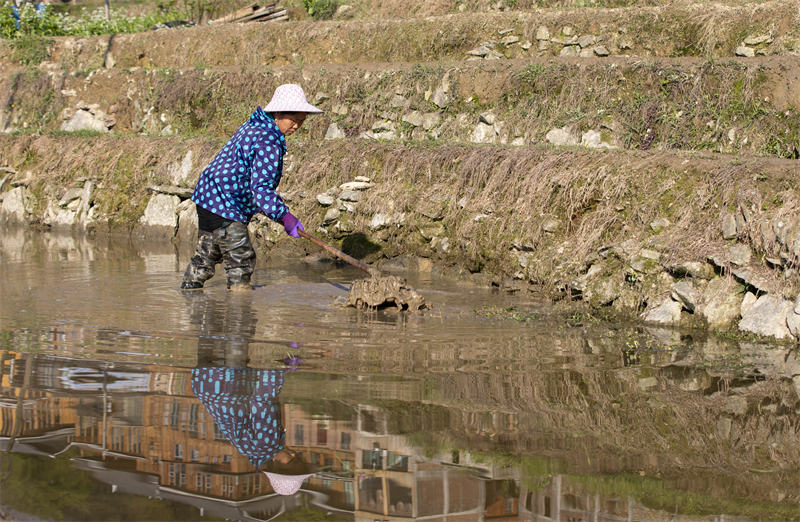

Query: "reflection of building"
left=2, top=351, right=778, bottom=521
left=283, top=402, right=356, bottom=510
left=0, top=352, right=79, bottom=441
left=0, top=352, right=356, bottom=509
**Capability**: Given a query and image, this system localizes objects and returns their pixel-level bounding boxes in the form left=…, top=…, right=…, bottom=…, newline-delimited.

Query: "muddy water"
left=1, top=227, right=799, bottom=521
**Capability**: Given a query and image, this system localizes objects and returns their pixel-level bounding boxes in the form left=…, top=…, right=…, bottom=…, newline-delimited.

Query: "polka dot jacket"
left=191, top=368, right=285, bottom=468
left=191, top=107, right=289, bottom=223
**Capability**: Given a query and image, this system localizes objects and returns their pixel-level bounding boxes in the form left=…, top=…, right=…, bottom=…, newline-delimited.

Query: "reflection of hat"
left=263, top=472, right=312, bottom=496
left=263, top=84, right=323, bottom=114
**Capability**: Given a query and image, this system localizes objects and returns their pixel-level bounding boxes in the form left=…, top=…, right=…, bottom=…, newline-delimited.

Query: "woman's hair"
left=263, top=450, right=312, bottom=475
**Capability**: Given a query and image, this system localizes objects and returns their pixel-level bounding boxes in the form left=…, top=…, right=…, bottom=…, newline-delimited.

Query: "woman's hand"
left=281, top=212, right=304, bottom=238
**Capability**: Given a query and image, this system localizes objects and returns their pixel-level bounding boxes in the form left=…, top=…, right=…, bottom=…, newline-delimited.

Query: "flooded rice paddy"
left=1, top=227, right=799, bottom=521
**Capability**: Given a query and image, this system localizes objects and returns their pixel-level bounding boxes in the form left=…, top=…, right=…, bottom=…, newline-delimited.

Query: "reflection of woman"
left=191, top=368, right=312, bottom=496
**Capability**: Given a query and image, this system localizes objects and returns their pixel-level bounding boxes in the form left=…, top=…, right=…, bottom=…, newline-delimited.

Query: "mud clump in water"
left=347, top=276, right=427, bottom=311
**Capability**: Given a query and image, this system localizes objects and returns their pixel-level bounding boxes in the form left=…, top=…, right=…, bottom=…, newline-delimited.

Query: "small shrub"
left=8, top=34, right=52, bottom=64
left=303, top=0, right=338, bottom=20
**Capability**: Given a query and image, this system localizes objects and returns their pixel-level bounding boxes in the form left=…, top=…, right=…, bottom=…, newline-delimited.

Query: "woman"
left=181, top=84, right=323, bottom=290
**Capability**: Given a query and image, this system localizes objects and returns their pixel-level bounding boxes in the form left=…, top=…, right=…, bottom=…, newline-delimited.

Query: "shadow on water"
left=1, top=227, right=800, bottom=520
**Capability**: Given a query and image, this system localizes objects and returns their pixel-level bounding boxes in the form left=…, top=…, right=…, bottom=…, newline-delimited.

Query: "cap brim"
left=263, top=102, right=323, bottom=114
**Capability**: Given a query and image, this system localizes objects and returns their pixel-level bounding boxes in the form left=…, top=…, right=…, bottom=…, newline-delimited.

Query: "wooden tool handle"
left=298, top=229, right=380, bottom=277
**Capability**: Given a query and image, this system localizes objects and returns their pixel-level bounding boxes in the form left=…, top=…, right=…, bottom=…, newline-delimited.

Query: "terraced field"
left=1, top=0, right=800, bottom=335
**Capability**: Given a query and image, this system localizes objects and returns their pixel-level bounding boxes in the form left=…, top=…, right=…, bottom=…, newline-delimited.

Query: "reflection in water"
left=2, top=229, right=800, bottom=520
left=3, top=352, right=800, bottom=520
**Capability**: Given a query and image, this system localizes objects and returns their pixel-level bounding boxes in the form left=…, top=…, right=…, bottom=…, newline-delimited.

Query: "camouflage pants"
left=182, top=222, right=256, bottom=288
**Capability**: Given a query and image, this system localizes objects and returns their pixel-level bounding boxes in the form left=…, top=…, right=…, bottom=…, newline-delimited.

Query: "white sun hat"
left=263, top=472, right=313, bottom=496
left=263, top=84, right=323, bottom=114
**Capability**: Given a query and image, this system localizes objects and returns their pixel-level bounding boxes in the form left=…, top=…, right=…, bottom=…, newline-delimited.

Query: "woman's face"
left=275, top=112, right=307, bottom=136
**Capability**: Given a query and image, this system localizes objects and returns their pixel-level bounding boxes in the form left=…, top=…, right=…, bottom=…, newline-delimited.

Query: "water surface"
left=1, top=227, right=799, bottom=521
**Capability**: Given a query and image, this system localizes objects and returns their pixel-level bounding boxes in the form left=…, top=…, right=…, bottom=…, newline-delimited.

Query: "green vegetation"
left=0, top=450, right=217, bottom=520
left=0, top=2, right=186, bottom=38
left=6, top=34, right=51, bottom=63
left=302, top=0, right=339, bottom=19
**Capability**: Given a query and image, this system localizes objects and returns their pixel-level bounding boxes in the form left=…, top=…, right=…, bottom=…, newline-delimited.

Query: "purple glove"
left=281, top=212, right=304, bottom=238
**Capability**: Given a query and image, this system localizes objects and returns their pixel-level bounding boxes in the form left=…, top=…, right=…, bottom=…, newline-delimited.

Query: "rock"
left=535, top=26, right=550, bottom=40
left=521, top=41, right=532, bottom=50
left=630, top=254, right=660, bottom=274
left=671, top=281, right=701, bottom=312
left=370, top=118, right=395, bottom=132
left=584, top=275, right=622, bottom=306
left=735, top=46, right=755, bottom=57
left=561, top=26, right=575, bottom=37
left=431, top=88, right=450, bottom=108
left=545, top=126, right=579, bottom=146
left=727, top=244, right=751, bottom=266
left=787, top=310, right=800, bottom=338
left=339, top=181, right=372, bottom=191
left=1, top=187, right=29, bottom=223
left=316, top=193, right=335, bottom=206
left=479, top=111, right=496, bottom=125
left=740, top=291, right=757, bottom=316
left=739, top=295, right=795, bottom=340
left=731, top=268, right=770, bottom=293
left=467, top=45, right=491, bottom=57
left=419, top=223, right=445, bottom=240
left=323, top=208, right=340, bottom=225
left=538, top=40, right=550, bottom=51
left=650, top=218, right=670, bottom=233
left=422, top=112, right=440, bottom=130
left=579, top=48, right=594, bottom=58
left=61, top=108, right=113, bottom=132
left=331, top=103, right=349, bottom=115
left=580, top=129, right=616, bottom=149
left=431, top=236, right=450, bottom=253
left=402, top=111, right=425, bottom=127
left=577, top=35, right=596, bottom=48
left=593, top=45, right=610, bottom=57
left=324, top=123, right=346, bottom=140
left=669, top=260, right=715, bottom=280
left=139, top=194, right=179, bottom=229
left=559, top=46, right=579, bottom=57
left=643, top=300, right=682, bottom=325
left=59, top=187, right=84, bottom=207
left=168, top=150, right=194, bottom=186
left=338, top=189, right=362, bottom=203
left=722, top=396, right=748, bottom=416
left=176, top=199, right=198, bottom=243
left=743, top=35, right=772, bottom=46
left=500, top=36, right=519, bottom=45
left=720, top=211, right=737, bottom=239
left=369, top=213, right=392, bottom=231
left=697, top=277, right=742, bottom=329
left=44, top=202, right=76, bottom=227
left=471, top=122, right=497, bottom=144
left=795, top=293, right=800, bottom=315
left=147, top=185, right=194, bottom=198
left=716, top=416, right=732, bottom=439
left=335, top=4, right=352, bottom=16
left=389, top=94, right=408, bottom=109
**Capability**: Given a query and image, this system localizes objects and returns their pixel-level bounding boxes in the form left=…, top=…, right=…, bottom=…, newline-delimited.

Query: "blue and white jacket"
left=191, top=107, right=289, bottom=223
left=191, top=368, right=285, bottom=468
